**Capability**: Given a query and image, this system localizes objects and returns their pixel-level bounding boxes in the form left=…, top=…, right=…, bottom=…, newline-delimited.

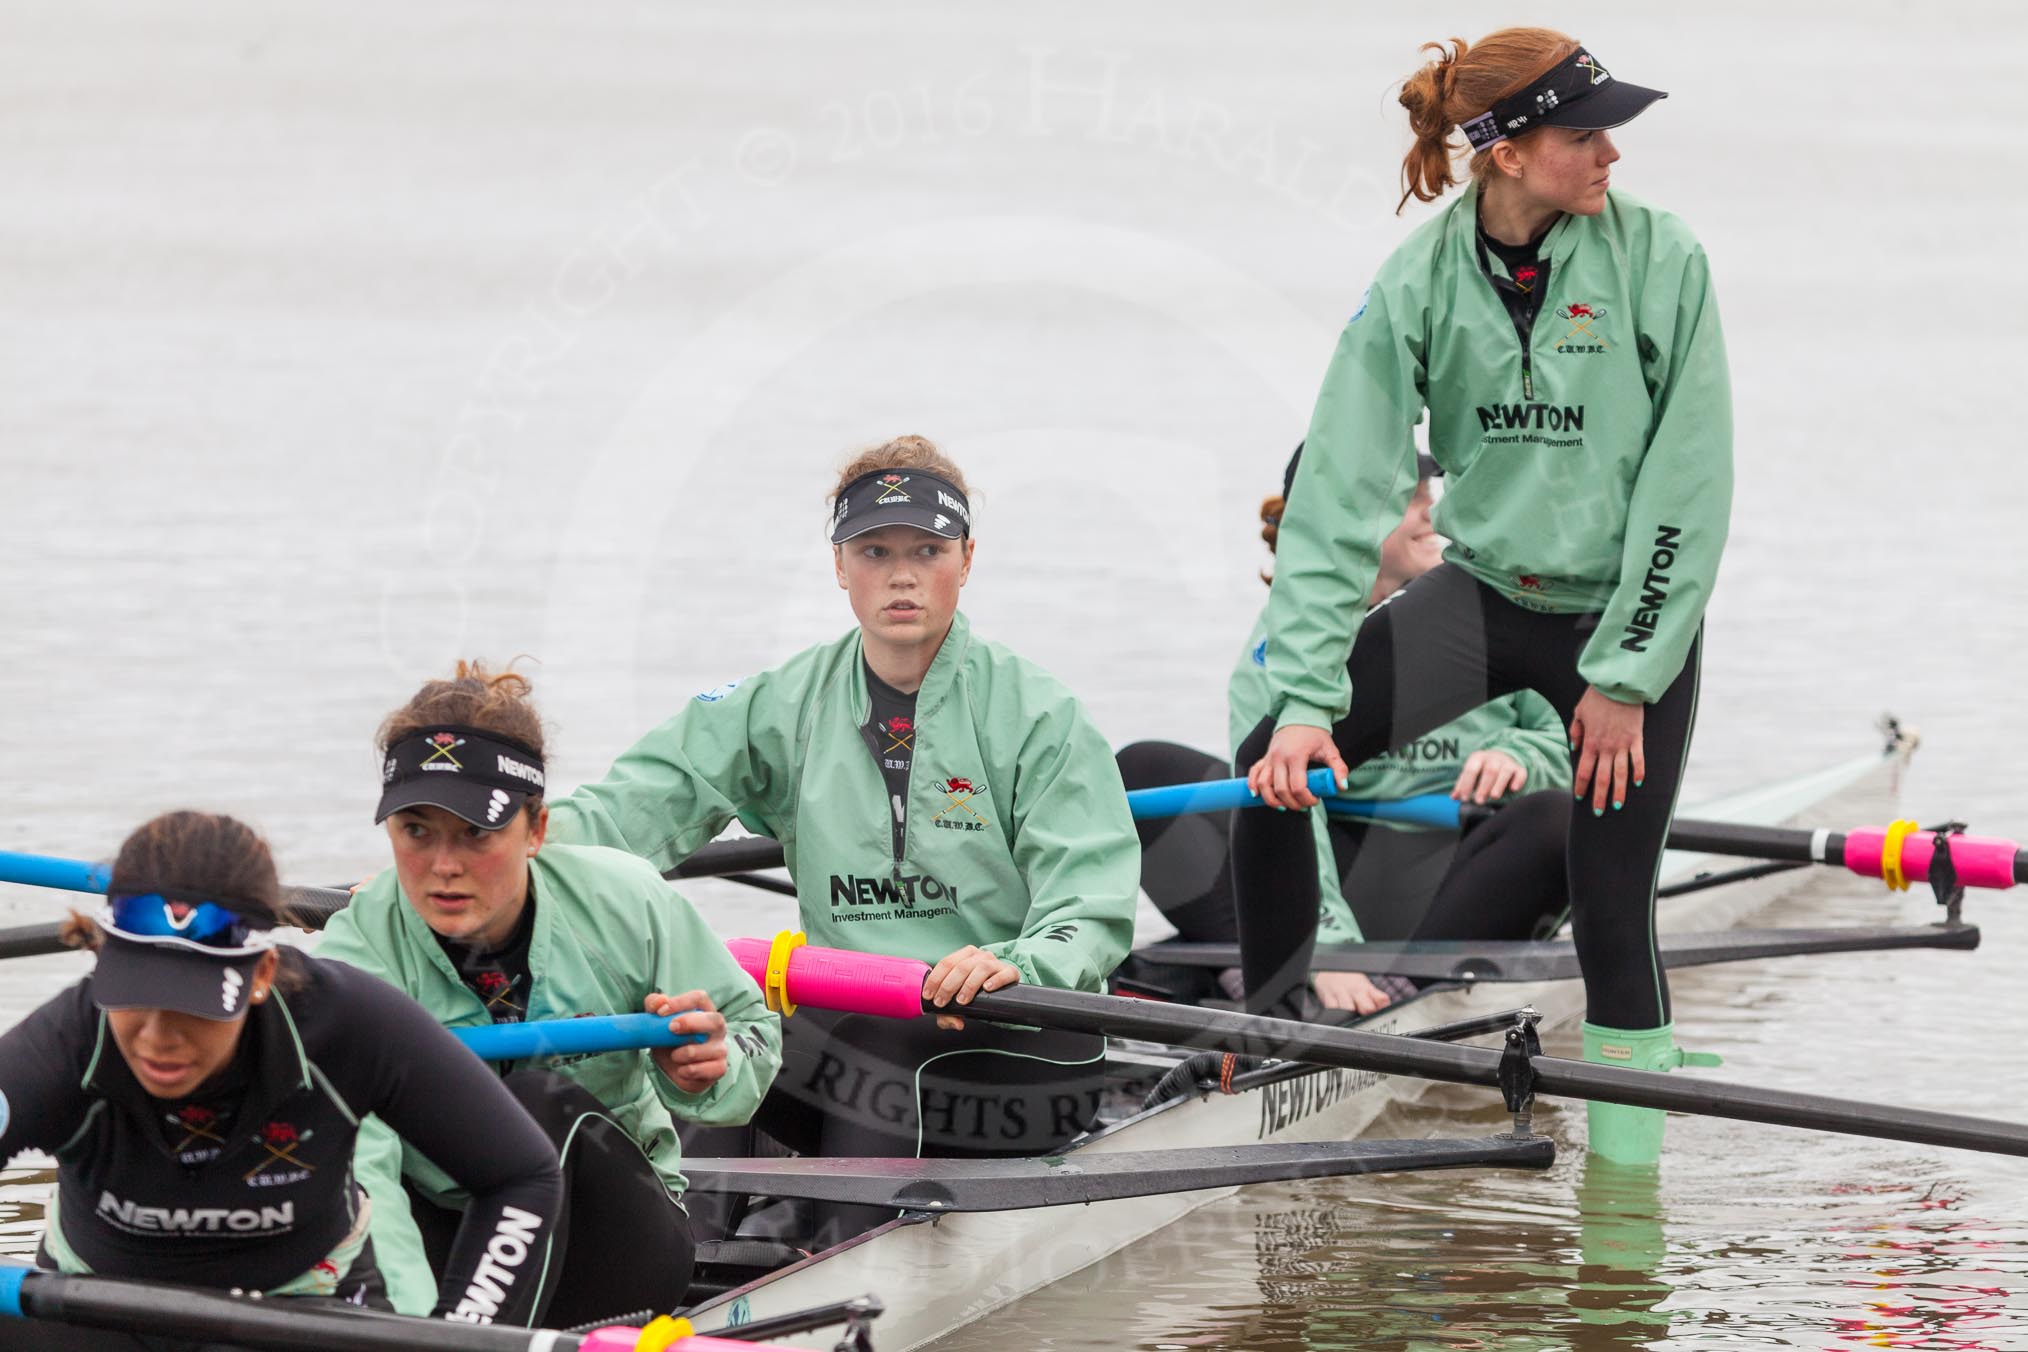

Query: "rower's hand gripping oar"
left=452, top=1013, right=703, bottom=1061
left=727, top=934, right=2028, bottom=1160
left=1125, top=767, right=1464, bottom=828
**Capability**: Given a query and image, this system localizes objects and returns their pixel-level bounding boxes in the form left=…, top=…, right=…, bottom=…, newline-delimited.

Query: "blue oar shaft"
left=0, top=852, right=109, bottom=894
left=1125, top=772, right=1462, bottom=830
left=1, top=777, right=1461, bottom=915
left=451, top=1012, right=703, bottom=1061
left=1125, top=768, right=1338, bottom=819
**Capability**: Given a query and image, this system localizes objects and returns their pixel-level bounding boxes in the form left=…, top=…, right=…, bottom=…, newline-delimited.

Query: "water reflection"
left=0, top=1167, right=52, bottom=1263
left=1567, top=1158, right=1670, bottom=1347
left=928, top=1063, right=2028, bottom=1352
left=1142, top=1158, right=1674, bottom=1350
left=1821, top=1185, right=2026, bottom=1352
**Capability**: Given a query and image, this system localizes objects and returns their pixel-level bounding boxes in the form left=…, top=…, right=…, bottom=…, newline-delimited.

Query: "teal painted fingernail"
left=1592, top=806, right=1603, bottom=817
left=1573, top=790, right=1583, bottom=800
left=1612, top=800, right=1623, bottom=811
left=1634, top=779, right=1644, bottom=788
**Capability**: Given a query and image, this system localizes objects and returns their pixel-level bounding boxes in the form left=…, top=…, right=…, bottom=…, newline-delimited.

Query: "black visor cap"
left=1542, top=79, right=1667, bottom=132
left=830, top=470, right=971, bottom=544
left=1462, top=49, right=1667, bottom=150
left=375, top=727, right=546, bottom=832
left=92, top=935, right=267, bottom=1022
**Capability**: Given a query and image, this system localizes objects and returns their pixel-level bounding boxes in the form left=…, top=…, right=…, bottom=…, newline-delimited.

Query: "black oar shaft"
left=0, top=923, right=68, bottom=960
left=13, top=1270, right=579, bottom=1352
left=666, top=837, right=787, bottom=879
left=0, top=883, right=355, bottom=961
left=959, top=987, right=2028, bottom=1158
left=1664, top=822, right=1841, bottom=864
left=683, top=1137, right=1552, bottom=1211
left=282, top=884, right=350, bottom=926
left=1526, top=1058, right=2028, bottom=1157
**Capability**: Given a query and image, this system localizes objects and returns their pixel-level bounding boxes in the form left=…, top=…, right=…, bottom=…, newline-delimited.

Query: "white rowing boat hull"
left=689, top=738, right=1911, bottom=1350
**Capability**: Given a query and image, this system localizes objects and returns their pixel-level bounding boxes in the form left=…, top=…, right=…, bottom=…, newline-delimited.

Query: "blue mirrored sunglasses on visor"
left=105, top=894, right=272, bottom=950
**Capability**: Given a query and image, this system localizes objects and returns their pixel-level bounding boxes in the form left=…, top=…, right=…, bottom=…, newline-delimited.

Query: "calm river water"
left=3, top=2, right=2025, bottom=1346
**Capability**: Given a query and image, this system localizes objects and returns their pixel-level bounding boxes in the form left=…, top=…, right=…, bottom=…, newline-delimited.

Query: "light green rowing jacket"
left=1229, top=609, right=1569, bottom=942
left=546, top=611, right=1138, bottom=992
left=315, top=844, right=781, bottom=1316
left=1268, top=186, right=1732, bottom=730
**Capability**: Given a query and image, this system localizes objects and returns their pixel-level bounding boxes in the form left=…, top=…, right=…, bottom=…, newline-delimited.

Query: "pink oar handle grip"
left=726, top=937, right=931, bottom=1020
left=1843, top=829, right=2021, bottom=890
left=580, top=1332, right=823, bottom=1350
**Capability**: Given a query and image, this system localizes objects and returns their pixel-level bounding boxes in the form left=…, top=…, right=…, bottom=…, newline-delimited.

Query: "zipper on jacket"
left=856, top=688, right=912, bottom=880
left=892, top=733, right=911, bottom=881
left=1474, top=226, right=1546, bottom=402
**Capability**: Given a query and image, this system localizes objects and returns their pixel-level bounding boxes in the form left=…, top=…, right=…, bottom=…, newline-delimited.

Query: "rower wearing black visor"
left=1235, top=29, right=1731, bottom=1167
left=0, top=811, right=564, bottom=1350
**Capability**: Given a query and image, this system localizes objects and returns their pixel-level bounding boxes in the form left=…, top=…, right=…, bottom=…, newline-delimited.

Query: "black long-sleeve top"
left=0, top=951, right=562, bottom=1325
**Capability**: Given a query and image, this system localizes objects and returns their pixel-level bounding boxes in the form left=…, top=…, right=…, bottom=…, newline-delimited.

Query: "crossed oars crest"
left=931, top=777, right=988, bottom=825
left=171, top=1106, right=226, bottom=1153
left=422, top=733, right=466, bottom=769
left=244, top=1122, right=317, bottom=1182
left=883, top=717, right=914, bottom=756
left=1559, top=303, right=1607, bottom=347
left=477, top=970, right=523, bottom=1015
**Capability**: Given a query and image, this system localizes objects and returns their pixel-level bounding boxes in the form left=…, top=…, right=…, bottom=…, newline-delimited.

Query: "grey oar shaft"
left=15, top=1271, right=580, bottom=1352
left=963, top=987, right=2028, bottom=1158
left=1526, top=1057, right=2028, bottom=1156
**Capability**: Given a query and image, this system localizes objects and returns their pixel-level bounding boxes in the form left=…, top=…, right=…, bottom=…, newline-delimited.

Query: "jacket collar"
left=850, top=609, right=972, bottom=723
left=389, top=867, right=548, bottom=1022
left=1456, top=181, right=1584, bottom=273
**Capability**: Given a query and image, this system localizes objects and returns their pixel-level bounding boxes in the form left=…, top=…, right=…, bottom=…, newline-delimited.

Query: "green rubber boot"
left=1581, top=1022, right=1722, bottom=1166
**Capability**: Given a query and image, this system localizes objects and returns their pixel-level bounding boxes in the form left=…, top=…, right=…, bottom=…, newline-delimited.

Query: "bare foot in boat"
left=1312, top=970, right=1393, bottom=1016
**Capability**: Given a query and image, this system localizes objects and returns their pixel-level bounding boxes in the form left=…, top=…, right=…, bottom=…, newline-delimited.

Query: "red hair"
left=1396, top=28, right=1581, bottom=213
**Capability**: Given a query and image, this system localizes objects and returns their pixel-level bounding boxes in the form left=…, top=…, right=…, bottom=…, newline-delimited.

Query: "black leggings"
left=1116, top=740, right=1570, bottom=946
left=409, top=1069, right=694, bottom=1330
left=686, top=1011, right=1107, bottom=1250
left=1234, top=564, right=1700, bottom=1026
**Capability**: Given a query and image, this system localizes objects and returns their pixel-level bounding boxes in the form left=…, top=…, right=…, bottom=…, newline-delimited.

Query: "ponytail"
left=1394, top=28, right=1581, bottom=214
left=1397, top=38, right=1470, bottom=212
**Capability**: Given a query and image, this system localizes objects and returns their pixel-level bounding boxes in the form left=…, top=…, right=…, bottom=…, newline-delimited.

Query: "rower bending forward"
left=316, top=664, right=782, bottom=1326
left=0, top=812, right=564, bottom=1348
left=1238, top=29, right=1732, bottom=1164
